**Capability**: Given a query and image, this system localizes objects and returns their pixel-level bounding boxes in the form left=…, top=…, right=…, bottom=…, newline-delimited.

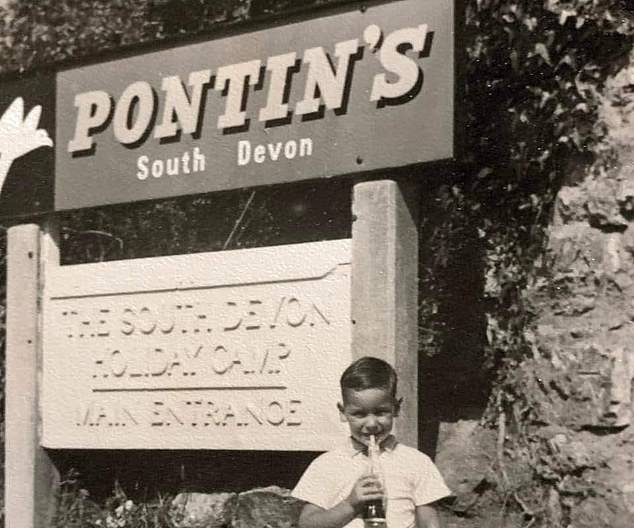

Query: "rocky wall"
left=414, top=53, right=634, bottom=528
left=169, top=487, right=302, bottom=528
left=507, top=55, right=634, bottom=527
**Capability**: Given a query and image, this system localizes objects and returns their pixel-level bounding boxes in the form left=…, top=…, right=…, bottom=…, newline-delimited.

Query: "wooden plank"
left=41, top=239, right=352, bottom=451
left=6, top=221, right=60, bottom=528
left=45, top=239, right=351, bottom=298
left=351, top=180, right=420, bottom=448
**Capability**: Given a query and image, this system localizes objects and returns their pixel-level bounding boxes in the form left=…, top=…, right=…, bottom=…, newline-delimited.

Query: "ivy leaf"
left=510, top=48, right=519, bottom=72
left=558, top=9, right=577, bottom=26
left=478, top=167, right=494, bottom=179
left=558, top=52, right=577, bottom=70
left=534, top=43, right=552, bottom=65
left=523, top=16, right=538, bottom=31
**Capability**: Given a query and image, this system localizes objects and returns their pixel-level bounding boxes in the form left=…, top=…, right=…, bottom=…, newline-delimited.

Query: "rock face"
left=435, top=52, right=634, bottom=528
left=171, top=487, right=303, bottom=528
left=434, top=420, right=496, bottom=516
left=233, top=487, right=304, bottom=528
left=520, top=53, right=634, bottom=525
left=170, top=492, right=238, bottom=528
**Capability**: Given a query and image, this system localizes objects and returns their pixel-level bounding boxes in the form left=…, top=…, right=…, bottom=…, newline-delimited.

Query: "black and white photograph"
left=0, top=1, right=633, bottom=527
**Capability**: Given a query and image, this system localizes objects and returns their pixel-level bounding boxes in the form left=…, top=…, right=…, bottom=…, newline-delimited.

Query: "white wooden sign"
left=41, top=240, right=351, bottom=450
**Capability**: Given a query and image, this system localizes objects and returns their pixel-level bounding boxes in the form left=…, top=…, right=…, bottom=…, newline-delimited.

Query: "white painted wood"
left=6, top=222, right=60, bottom=528
left=41, top=239, right=352, bottom=450
left=45, top=239, right=351, bottom=298
left=351, top=180, right=420, bottom=449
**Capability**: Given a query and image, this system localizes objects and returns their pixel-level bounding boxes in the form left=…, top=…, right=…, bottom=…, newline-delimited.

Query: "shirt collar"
left=347, top=435, right=398, bottom=457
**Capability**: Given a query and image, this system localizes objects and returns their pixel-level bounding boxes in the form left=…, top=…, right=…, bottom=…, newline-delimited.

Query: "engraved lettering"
left=310, top=301, right=330, bottom=325
left=266, top=401, right=285, bottom=426
left=110, top=350, right=127, bottom=377
left=285, top=297, right=307, bottom=327
left=270, top=296, right=285, bottom=328
left=76, top=402, right=137, bottom=427
left=224, top=301, right=242, bottom=331
left=245, top=300, right=263, bottom=330
left=246, top=403, right=264, bottom=424
left=287, top=399, right=302, bottom=426
left=151, top=400, right=184, bottom=426
left=212, top=345, right=233, bottom=374
left=121, top=308, right=135, bottom=335
left=97, top=308, right=111, bottom=337
left=149, top=348, right=169, bottom=376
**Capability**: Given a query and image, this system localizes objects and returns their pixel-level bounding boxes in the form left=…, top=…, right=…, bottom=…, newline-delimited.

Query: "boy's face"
left=337, top=387, right=400, bottom=446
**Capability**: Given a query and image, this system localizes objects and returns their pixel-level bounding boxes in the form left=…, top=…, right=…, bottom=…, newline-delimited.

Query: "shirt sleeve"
left=412, top=454, right=452, bottom=506
left=291, top=454, right=338, bottom=509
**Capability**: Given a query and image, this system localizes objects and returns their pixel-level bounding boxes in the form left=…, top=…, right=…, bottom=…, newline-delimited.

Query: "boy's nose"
left=365, top=415, right=380, bottom=430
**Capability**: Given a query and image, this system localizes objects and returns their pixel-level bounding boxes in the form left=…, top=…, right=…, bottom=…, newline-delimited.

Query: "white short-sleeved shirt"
left=292, top=437, right=451, bottom=528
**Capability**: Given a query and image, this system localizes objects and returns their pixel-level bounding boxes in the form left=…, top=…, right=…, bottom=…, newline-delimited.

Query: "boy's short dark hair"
left=340, top=356, right=398, bottom=398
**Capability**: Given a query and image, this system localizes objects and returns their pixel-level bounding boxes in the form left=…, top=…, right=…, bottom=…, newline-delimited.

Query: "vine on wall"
left=465, top=0, right=632, bottom=409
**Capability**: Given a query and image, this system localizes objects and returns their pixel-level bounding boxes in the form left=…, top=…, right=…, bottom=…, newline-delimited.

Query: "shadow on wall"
left=51, top=449, right=320, bottom=502
left=417, top=181, right=489, bottom=457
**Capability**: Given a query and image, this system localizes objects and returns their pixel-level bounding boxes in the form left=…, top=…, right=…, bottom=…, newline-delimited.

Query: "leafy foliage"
left=54, top=472, right=174, bottom=528
left=0, top=1, right=158, bottom=73
left=461, top=0, right=632, bottom=401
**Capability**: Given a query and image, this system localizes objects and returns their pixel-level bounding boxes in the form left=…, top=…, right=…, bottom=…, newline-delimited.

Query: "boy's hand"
left=346, top=475, right=384, bottom=512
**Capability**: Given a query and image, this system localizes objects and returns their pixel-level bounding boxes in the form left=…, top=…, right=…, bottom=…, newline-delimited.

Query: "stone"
left=435, top=420, right=496, bottom=509
left=548, top=432, right=569, bottom=453
left=585, top=179, right=628, bottom=229
left=547, top=223, right=603, bottom=283
left=547, top=488, right=563, bottom=526
left=570, top=327, right=590, bottom=339
left=509, top=349, right=632, bottom=430
left=600, top=60, right=634, bottom=149
left=617, top=176, right=634, bottom=216
left=169, top=488, right=303, bottom=528
left=553, top=294, right=596, bottom=316
left=233, top=487, right=303, bottom=528
left=571, top=345, right=633, bottom=428
left=603, top=347, right=633, bottom=427
left=569, top=497, right=615, bottom=528
left=621, top=224, right=634, bottom=254
left=603, top=233, right=624, bottom=275
left=170, top=492, right=237, bottom=528
left=558, top=441, right=593, bottom=471
left=622, top=481, right=634, bottom=514
left=556, top=185, right=587, bottom=223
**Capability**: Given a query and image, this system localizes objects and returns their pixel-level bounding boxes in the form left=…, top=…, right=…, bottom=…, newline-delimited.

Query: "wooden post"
left=351, top=179, right=420, bottom=448
left=6, top=220, right=60, bottom=528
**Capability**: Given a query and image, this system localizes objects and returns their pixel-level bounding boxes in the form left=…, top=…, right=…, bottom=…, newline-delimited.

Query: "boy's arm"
left=298, top=501, right=356, bottom=528
left=415, top=504, right=442, bottom=528
left=297, top=474, right=383, bottom=528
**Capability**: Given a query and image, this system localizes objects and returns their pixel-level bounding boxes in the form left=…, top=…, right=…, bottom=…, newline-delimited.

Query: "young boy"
left=292, top=357, right=450, bottom=528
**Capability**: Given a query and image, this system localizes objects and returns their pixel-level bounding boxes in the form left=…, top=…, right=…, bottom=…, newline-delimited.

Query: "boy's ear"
left=337, top=402, right=347, bottom=422
left=394, top=397, right=403, bottom=416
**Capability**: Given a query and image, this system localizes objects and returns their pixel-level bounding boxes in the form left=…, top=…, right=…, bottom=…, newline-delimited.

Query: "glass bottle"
left=363, top=435, right=387, bottom=528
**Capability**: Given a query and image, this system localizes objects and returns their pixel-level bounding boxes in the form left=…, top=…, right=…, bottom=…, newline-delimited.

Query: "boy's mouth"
left=358, top=432, right=384, bottom=443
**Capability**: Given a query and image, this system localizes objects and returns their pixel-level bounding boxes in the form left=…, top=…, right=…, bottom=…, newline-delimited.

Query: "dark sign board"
left=0, top=0, right=454, bottom=216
